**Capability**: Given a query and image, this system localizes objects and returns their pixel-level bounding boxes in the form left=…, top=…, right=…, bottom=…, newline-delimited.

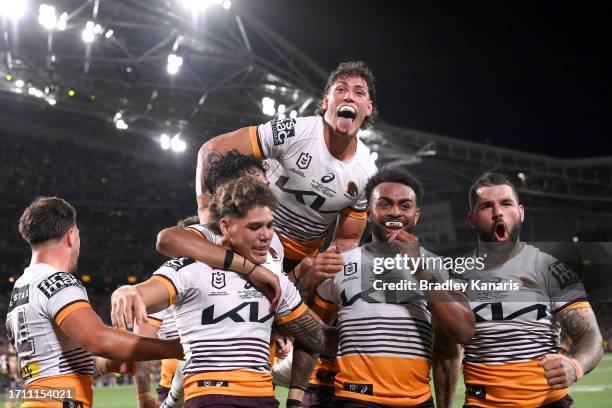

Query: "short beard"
left=479, top=221, right=522, bottom=255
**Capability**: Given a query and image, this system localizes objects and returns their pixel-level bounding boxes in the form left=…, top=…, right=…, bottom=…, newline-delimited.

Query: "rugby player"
left=460, top=173, right=603, bottom=407
left=5, top=197, right=183, bottom=408
left=111, top=179, right=337, bottom=408
left=196, top=61, right=378, bottom=271
left=289, top=167, right=475, bottom=408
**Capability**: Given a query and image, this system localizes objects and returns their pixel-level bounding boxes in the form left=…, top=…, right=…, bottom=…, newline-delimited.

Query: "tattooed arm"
left=540, top=306, right=603, bottom=389
left=196, top=128, right=256, bottom=221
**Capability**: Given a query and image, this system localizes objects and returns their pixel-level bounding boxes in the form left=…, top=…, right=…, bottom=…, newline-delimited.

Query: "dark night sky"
left=240, top=1, right=611, bottom=159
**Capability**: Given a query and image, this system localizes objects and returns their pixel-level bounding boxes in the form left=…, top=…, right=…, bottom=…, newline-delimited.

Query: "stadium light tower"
left=170, top=134, right=186, bottom=152
left=167, top=54, right=183, bottom=75
left=38, top=4, right=57, bottom=30
left=0, top=0, right=27, bottom=21
left=82, top=21, right=95, bottom=43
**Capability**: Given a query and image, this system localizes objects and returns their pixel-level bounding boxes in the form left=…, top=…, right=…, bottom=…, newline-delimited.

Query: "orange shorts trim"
left=23, top=373, right=93, bottom=408
left=159, top=358, right=180, bottom=388
left=184, top=369, right=274, bottom=400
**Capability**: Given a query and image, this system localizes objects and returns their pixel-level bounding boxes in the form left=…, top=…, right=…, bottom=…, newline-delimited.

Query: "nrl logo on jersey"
left=296, top=152, right=312, bottom=169
left=212, top=271, right=226, bottom=289
left=343, top=262, right=358, bottom=276
left=271, top=118, right=296, bottom=146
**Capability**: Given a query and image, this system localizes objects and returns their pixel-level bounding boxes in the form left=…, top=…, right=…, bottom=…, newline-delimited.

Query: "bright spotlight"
left=28, top=87, right=43, bottom=98
left=105, top=29, right=114, bottom=39
left=57, top=12, right=67, bottom=31
left=222, top=0, right=231, bottom=10
left=82, top=21, right=95, bottom=43
left=262, top=97, right=275, bottom=116
left=289, top=110, right=297, bottom=119
left=115, top=119, right=128, bottom=130
left=170, top=134, right=186, bottom=152
left=15, top=79, right=24, bottom=88
left=167, top=54, right=183, bottom=75
left=38, top=4, right=57, bottom=30
left=160, top=134, right=170, bottom=150
left=68, top=89, right=75, bottom=96
left=0, top=0, right=27, bottom=21
left=277, top=104, right=286, bottom=114
left=278, top=113, right=286, bottom=120
left=47, top=98, right=56, bottom=105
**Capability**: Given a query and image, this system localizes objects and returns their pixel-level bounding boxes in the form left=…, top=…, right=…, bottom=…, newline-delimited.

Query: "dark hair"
left=469, top=172, right=519, bottom=211
left=314, top=61, right=378, bottom=130
left=205, top=150, right=267, bottom=195
left=19, top=196, right=77, bottom=246
left=208, top=177, right=278, bottom=235
left=177, top=215, right=199, bottom=228
left=365, top=166, right=424, bottom=205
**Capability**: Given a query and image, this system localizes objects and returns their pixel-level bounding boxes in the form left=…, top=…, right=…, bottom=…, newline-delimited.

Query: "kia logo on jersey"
left=296, top=152, right=312, bottom=169
left=321, top=173, right=335, bottom=183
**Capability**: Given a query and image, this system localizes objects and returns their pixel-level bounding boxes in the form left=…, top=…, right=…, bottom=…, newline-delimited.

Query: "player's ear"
left=219, top=217, right=231, bottom=237
left=322, top=94, right=329, bottom=111
left=413, top=208, right=420, bottom=226
left=66, top=227, right=76, bottom=247
left=519, top=204, right=525, bottom=222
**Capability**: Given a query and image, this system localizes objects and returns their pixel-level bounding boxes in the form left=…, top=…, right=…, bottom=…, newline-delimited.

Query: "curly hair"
left=365, top=166, right=424, bottom=205
left=208, top=177, right=278, bottom=235
left=204, top=150, right=267, bottom=195
left=314, top=60, right=378, bottom=130
left=19, top=196, right=77, bottom=245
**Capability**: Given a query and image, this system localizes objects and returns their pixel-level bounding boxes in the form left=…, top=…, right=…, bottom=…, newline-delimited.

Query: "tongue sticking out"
left=337, top=106, right=356, bottom=131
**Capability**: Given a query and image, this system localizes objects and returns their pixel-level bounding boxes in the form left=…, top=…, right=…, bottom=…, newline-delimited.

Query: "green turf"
left=4, top=354, right=610, bottom=407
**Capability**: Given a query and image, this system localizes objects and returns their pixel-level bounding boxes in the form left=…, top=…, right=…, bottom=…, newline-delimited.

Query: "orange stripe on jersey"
left=275, top=302, right=308, bottom=325
left=279, top=233, right=325, bottom=260
left=54, top=300, right=91, bottom=326
left=308, top=356, right=338, bottom=387
left=146, top=316, right=163, bottom=327
left=183, top=369, right=274, bottom=400
left=151, top=275, right=177, bottom=305
left=341, top=206, right=367, bottom=220
left=159, top=358, right=180, bottom=388
left=23, top=373, right=93, bottom=408
left=464, top=359, right=567, bottom=407
left=313, top=294, right=339, bottom=313
left=335, top=355, right=431, bottom=406
left=554, top=300, right=591, bottom=315
left=249, top=126, right=265, bottom=159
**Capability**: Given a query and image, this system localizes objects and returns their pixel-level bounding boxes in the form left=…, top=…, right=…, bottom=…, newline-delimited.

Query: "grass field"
left=3, top=354, right=612, bottom=406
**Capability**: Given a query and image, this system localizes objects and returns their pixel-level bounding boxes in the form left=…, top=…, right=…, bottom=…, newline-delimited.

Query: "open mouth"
left=383, top=220, right=404, bottom=234
left=338, top=105, right=357, bottom=119
left=252, top=244, right=269, bottom=257
left=493, top=222, right=508, bottom=241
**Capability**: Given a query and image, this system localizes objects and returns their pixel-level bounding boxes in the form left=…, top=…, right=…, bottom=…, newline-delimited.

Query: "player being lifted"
left=289, top=167, right=475, bottom=408
left=195, top=61, right=378, bottom=271
left=111, top=178, right=337, bottom=408
left=5, top=197, right=183, bottom=408
left=459, top=173, right=603, bottom=407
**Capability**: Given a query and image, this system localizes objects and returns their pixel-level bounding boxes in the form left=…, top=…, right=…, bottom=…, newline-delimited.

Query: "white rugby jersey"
left=150, top=259, right=306, bottom=400
left=148, top=308, right=179, bottom=340
left=5, top=264, right=94, bottom=384
left=458, top=243, right=589, bottom=407
left=249, top=116, right=377, bottom=259
left=314, top=244, right=449, bottom=406
left=187, top=223, right=284, bottom=274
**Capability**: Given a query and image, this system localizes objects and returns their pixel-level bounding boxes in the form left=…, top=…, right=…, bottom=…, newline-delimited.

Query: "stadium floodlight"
left=170, top=134, right=186, bottom=152
left=222, top=0, right=231, bottom=10
left=277, top=104, right=286, bottom=114
left=57, top=12, right=67, bottom=31
left=38, top=4, right=57, bottom=30
left=167, top=54, right=183, bottom=75
left=93, top=24, right=103, bottom=35
left=105, top=29, right=113, bottom=39
left=517, top=172, right=526, bottom=181
left=82, top=21, right=95, bottom=43
left=278, top=113, right=286, bottom=120
left=289, top=110, right=297, bottom=119
left=47, top=97, right=56, bottom=105
left=15, top=79, right=24, bottom=88
left=0, top=0, right=27, bottom=21
left=160, top=133, right=170, bottom=150
left=115, top=119, right=128, bottom=130
left=13, top=88, right=22, bottom=94
left=262, top=97, right=275, bottom=116
left=28, top=87, right=43, bottom=98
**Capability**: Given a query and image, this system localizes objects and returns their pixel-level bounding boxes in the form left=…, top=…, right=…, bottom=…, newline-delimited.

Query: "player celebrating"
left=196, top=61, right=378, bottom=271
left=460, top=173, right=603, bottom=407
left=111, top=179, right=337, bottom=408
left=5, top=197, right=183, bottom=408
left=289, top=167, right=475, bottom=408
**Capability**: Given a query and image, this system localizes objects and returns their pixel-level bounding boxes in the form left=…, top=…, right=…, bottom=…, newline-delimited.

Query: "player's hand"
left=539, top=354, right=578, bottom=389
left=388, top=229, right=420, bottom=259
left=275, top=336, right=293, bottom=359
left=111, top=285, right=148, bottom=330
left=249, top=265, right=281, bottom=312
left=308, top=244, right=344, bottom=283
left=292, top=256, right=315, bottom=282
